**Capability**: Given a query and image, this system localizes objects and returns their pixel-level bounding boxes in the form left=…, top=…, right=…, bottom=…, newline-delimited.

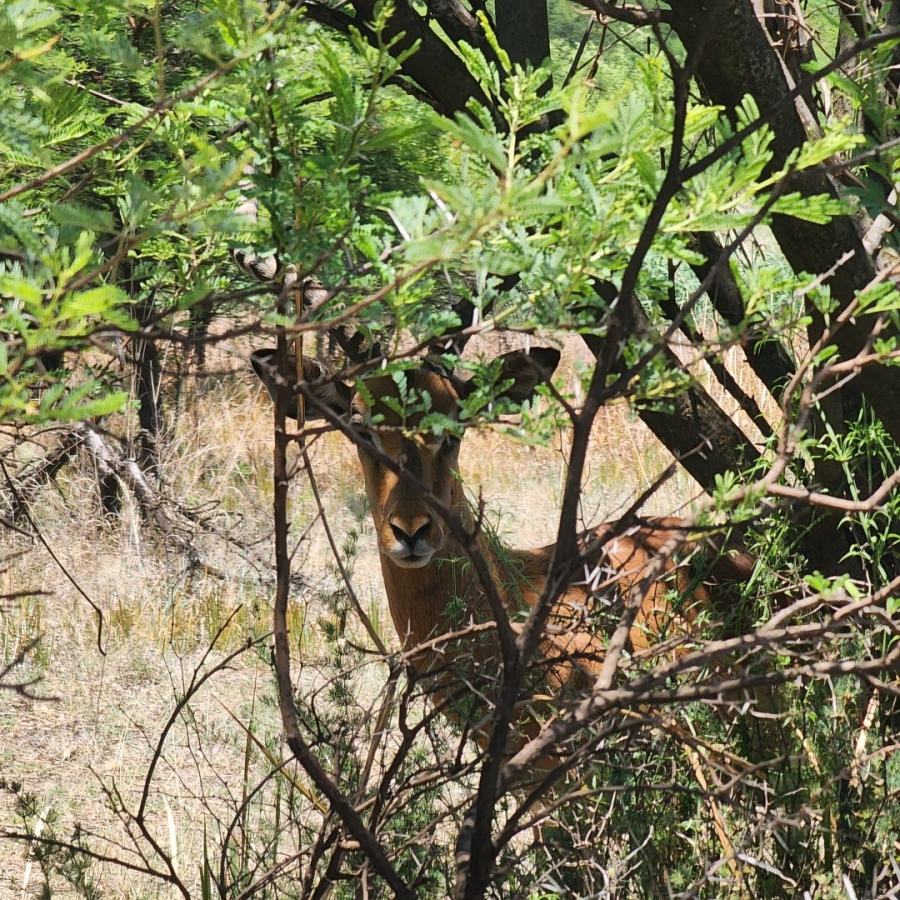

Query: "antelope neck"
left=378, top=482, right=494, bottom=651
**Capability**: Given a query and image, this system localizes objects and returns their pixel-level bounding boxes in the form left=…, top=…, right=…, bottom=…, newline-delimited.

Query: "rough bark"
left=495, top=0, right=551, bottom=69
left=668, top=0, right=900, bottom=446
left=660, top=279, right=774, bottom=440
left=424, top=0, right=489, bottom=52
left=688, top=231, right=796, bottom=393
left=134, top=305, right=162, bottom=475
left=584, top=286, right=761, bottom=489
left=304, top=0, right=496, bottom=119
left=667, top=0, right=900, bottom=570
left=637, top=391, right=761, bottom=483
left=189, top=298, right=215, bottom=369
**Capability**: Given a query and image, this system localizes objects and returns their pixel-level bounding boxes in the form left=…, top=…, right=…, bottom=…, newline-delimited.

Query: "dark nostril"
left=390, top=519, right=431, bottom=547
left=390, top=522, right=410, bottom=544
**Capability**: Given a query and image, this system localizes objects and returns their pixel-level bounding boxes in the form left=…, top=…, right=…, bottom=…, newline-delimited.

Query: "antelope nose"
left=389, top=517, right=431, bottom=548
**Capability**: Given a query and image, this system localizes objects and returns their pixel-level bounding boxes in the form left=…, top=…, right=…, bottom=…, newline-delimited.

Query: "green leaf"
left=62, top=285, right=129, bottom=318
left=632, top=151, right=659, bottom=189
left=438, top=113, right=507, bottom=173
left=48, top=203, right=116, bottom=234
left=0, top=273, right=43, bottom=305
left=858, top=282, right=900, bottom=315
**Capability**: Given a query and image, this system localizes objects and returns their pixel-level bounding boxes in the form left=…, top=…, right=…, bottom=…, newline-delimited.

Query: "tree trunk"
left=134, top=295, right=162, bottom=475
left=583, top=285, right=761, bottom=489
left=495, top=0, right=551, bottom=69
left=688, top=231, right=795, bottom=393
left=667, top=0, right=894, bottom=570
left=348, top=0, right=496, bottom=118
left=668, top=0, right=900, bottom=446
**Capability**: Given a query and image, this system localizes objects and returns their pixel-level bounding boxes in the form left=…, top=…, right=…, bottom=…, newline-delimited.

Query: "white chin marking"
left=388, top=554, right=433, bottom=569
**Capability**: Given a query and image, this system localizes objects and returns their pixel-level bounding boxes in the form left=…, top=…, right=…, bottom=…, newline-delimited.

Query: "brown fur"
left=350, top=361, right=753, bottom=689
left=252, top=346, right=754, bottom=737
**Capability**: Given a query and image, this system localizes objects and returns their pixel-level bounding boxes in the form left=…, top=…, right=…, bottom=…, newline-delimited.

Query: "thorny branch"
left=269, top=320, right=416, bottom=897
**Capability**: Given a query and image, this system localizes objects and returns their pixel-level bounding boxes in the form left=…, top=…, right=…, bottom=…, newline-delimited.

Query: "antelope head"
left=251, top=347, right=561, bottom=570
left=235, top=250, right=558, bottom=575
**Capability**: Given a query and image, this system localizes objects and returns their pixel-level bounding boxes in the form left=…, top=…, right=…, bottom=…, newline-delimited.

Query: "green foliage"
left=4, top=0, right=855, bottom=433
left=819, top=402, right=900, bottom=586
left=0, top=0, right=445, bottom=425
left=0, top=239, right=132, bottom=422
left=1, top=779, right=104, bottom=899
left=364, top=61, right=857, bottom=373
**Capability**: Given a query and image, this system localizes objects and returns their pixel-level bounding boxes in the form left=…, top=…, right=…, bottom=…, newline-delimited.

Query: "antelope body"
left=251, top=345, right=753, bottom=714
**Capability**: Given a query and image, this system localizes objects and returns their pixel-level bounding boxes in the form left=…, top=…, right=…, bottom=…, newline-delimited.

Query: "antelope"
left=249, top=340, right=754, bottom=736
left=236, top=246, right=752, bottom=747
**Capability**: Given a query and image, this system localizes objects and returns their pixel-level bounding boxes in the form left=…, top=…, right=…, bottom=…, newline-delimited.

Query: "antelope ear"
left=491, top=347, right=561, bottom=403
left=250, top=349, right=351, bottom=421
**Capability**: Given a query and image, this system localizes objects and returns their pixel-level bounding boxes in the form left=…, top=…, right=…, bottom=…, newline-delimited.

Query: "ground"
left=0, top=330, right=716, bottom=897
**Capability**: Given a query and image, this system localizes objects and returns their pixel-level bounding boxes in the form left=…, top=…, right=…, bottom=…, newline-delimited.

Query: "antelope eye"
left=349, top=414, right=376, bottom=448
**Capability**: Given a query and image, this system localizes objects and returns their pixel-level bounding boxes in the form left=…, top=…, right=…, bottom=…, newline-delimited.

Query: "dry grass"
left=0, top=329, right=765, bottom=898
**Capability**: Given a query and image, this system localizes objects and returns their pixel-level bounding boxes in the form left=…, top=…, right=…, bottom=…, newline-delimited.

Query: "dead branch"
left=76, top=423, right=226, bottom=577
left=0, top=636, right=55, bottom=699
left=6, top=427, right=86, bottom=521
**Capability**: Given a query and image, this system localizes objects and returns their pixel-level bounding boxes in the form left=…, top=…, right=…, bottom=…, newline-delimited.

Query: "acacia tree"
left=289, top=0, right=900, bottom=567
left=4, top=0, right=900, bottom=898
